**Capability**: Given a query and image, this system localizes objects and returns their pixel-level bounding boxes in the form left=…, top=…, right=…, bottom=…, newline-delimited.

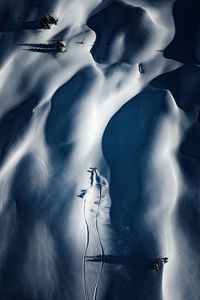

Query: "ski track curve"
left=92, top=170, right=105, bottom=300
left=82, top=196, right=90, bottom=300
left=79, top=168, right=106, bottom=300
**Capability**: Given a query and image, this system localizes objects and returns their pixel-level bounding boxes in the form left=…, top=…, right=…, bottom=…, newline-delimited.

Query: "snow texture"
left=0, top=0, right=200, bottom=299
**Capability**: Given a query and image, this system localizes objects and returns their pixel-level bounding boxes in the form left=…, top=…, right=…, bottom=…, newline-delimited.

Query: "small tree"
left=48, top=15, right=58, bottom=25
left=57, top=40, right=66, bottom=52
left=40, top=16, right=50, bottom=29
left=152, top=257, right=168, bottom=272
left=40, top=15, right=58, bottom=29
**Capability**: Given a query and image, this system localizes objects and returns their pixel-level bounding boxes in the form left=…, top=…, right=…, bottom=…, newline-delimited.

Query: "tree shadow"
left=0, top=20, right=41, bottom=32
left=19, top=43, right=58, bottom=53
left=86, top=255, right=154, bottom=270
left=19, top=43, right=56, bottom=48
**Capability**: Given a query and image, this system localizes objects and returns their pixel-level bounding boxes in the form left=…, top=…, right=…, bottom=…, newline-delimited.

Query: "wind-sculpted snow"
left=0, top=0, right=200, bottom=299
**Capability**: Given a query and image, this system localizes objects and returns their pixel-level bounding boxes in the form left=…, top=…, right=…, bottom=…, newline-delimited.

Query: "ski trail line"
left=81, top=168, right=95, bottom=300
left=93, top=172, right=105, bottom=300
left=82, top=197, right=90, bottom=300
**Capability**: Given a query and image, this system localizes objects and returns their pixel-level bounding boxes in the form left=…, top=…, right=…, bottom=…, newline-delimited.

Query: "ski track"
left=92, top=170, right=105, bottom=300
left=80, top=168, right=106, bottom=300
left=82, top=196, right=90, bottom=300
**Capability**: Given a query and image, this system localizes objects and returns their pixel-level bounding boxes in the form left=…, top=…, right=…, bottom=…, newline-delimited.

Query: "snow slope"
left=0, top=0, right=200, bottom=299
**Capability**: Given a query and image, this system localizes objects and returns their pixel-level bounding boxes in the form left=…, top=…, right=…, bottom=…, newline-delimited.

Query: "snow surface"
left=0, top=0, right=200, bottom=299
